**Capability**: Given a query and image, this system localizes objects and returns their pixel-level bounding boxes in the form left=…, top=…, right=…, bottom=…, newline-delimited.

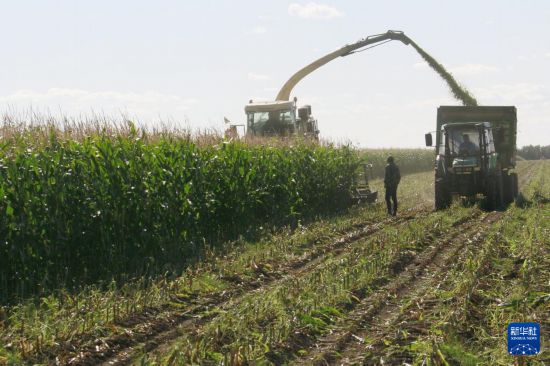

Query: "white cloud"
left=0, top=88, right=199, bottom=121
left=545, top=52, right=550, bottom=58
left=251, top=26, right=267, bottom=34
left=288, top=2, right=343, bottom=19
left=247, top=72, right=270, bottom=81
left=449, top=63, right=500, bottom=76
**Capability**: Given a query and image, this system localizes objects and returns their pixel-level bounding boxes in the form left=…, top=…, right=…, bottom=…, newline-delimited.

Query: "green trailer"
left=425, top=106, right=518, bottom=210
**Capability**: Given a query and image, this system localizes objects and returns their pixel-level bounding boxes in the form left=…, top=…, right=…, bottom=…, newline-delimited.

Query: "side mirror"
left=425, top=133, right=433, bottom=147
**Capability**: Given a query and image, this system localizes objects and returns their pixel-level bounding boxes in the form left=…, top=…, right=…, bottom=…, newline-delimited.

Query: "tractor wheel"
left=435, top=179, right=451, bottom=210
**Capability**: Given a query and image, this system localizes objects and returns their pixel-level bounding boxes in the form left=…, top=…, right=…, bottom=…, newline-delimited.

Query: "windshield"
left=446, top=128, right=480, bottom=156
left=247, top=112, right=269, bottom=127
left=247, top=110, right=294, bottom=128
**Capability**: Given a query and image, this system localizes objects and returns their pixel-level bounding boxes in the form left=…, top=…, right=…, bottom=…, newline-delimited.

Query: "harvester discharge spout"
left=275, top=30, right=411, bottom=102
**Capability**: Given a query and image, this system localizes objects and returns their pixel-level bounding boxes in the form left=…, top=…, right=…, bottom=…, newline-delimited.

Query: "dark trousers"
left=385, top=185, right=398, bottom=215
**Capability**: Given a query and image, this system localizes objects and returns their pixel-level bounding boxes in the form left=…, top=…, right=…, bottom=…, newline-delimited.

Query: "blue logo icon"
left=508, top=322, right=541, bottom=356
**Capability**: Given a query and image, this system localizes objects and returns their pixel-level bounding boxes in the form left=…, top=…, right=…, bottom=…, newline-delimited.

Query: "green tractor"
left=425, top=106, right=518, bottom=210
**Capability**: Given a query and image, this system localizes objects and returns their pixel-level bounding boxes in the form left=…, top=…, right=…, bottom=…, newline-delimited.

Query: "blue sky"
left=1, top=0, right=549, bottom=147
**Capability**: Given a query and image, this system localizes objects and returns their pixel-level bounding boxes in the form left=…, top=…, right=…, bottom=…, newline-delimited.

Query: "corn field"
left=0, top=126, right=358, bottom=303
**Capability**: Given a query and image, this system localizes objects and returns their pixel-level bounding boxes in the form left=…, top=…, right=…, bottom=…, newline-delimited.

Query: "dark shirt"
left=384, top=162, right=401, bottom=188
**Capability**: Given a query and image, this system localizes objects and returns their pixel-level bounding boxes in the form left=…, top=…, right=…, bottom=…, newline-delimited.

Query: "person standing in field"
left=384, top=156, right=401, bottom=216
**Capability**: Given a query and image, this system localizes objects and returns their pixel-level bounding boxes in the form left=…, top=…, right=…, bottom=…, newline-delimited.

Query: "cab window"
left=447, top=128, right=480, bottom=156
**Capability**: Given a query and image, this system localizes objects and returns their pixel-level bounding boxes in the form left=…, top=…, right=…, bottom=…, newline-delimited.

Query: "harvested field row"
left=298, top=210, right=500, bottom=365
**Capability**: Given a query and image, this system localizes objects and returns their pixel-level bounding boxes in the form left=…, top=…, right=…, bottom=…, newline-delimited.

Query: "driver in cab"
left=458, top=134, right=479, bottom=155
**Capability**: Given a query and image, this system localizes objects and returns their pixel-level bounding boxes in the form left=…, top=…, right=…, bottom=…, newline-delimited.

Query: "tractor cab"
left=436, top=122, right=496, bottom=175
left=244, top=99, right=319, bottom=139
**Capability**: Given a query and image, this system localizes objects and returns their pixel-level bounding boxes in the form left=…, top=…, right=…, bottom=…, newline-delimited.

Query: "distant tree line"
left=518, top=145, right=550, bottom=160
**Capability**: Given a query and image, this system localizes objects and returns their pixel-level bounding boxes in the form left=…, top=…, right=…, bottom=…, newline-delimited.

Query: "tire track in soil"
left=58, top=206, right=428, bottom=366
left=292, top=210, right=502, bottom=366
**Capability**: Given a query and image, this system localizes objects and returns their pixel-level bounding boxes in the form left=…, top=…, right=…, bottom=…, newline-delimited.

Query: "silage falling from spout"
left=410, top=41, right=478, bottom=106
